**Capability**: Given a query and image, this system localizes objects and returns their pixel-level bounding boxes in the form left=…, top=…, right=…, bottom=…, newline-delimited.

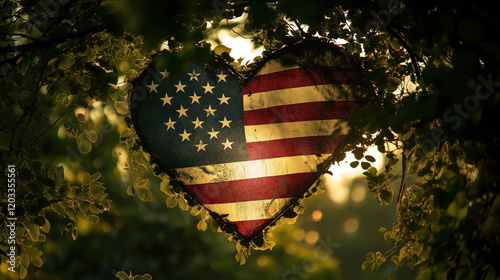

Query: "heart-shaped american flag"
left=130, top=41, right=360, bottom=240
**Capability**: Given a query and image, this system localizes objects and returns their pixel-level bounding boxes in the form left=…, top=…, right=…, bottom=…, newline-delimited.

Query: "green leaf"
left=457, top=206, right=468, bottom=220
left=31, top=256, right=43, bottom=267
left=20, top=253, right=30, bottom=267
left=353, top=148, right=364, bottom=160
left=446, top=201, right=458, bottom=217
left=416, top=268, right=431, bottom=280
left=115, top=271, right=130, bottom=280
left=77, top=133, right=92, bottom=154
left=20, top=265, right=28, bottom=279
left=90, top=183, right=106, bottom=197
left=126, top=185, right=135, bottom=196
left=160, top=180, right=173, bottom=195
left=83, top=172, right=92, bottom=185
left=77, top=113, right=86, bottom=122
left=214, top=45, right=231, bottom=56
left=114, top=101, right=129, bottom=115
left=91, top=172, right=102, bottom=182
left=33, top=216, right=46, bottom=226
left=361, top=260, right=371, bottom=271
left=51, top=203, right=66, bottom=216
left=365, top=155, right=376, bottom=162
left=138, top=187, right=153, bottom=201
left=235, top=251, right=247, bottom=265
left=166, top=196, right=177, bottom=208
left=178, top=197, right=188, bottom=210
left=87, top=214, right=99, bottom=224
left=25, top=222, right=40, bottom=241
left=379, top=188, right=394, bottom=205
left=36, top=176, right=55, bottom=187
left=87, top=129, right=98, bottom=143
left=366, top=252, right=375, bottom=262
left=361, top=161, right=371, bottom=170
left=197, top=219, right=207, bottom=231
left=24, top=246, right=43, bottom=258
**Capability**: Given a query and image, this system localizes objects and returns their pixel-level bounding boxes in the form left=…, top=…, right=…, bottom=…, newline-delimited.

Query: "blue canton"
left=132, top=64, right=248, bottom=168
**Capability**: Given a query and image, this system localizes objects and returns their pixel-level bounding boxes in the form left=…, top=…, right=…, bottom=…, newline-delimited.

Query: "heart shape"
left=130, top=41, right=360, bottom=240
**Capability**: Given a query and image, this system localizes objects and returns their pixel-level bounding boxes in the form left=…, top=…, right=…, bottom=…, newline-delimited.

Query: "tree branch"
left=0, top=24, right=107, bottom=55
left=387, top=26, right=424, bottom=76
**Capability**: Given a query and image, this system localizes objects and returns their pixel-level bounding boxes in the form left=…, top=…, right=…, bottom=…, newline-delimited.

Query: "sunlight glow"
left=213, top=29, right=264, bottom=63
left=325, top=146, right=384, bottom=204
left=207, top=15, right=264, bottom=63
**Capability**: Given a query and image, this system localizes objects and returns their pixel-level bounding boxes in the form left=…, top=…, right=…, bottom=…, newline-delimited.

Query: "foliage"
left=0, top=0, right=146, bottom=277
left=115, top=271, right=152, bottom=280
left=1, top=0, right=499, bottom=279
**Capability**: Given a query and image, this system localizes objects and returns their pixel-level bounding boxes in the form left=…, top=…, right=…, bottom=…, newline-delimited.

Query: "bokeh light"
left=311, top=210, right=323, bottom=222
left=343, top=218, right=360, bottom=234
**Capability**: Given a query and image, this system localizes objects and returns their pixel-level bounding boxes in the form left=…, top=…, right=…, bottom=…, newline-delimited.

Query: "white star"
left=160, top=69, right=170, bottom=79
left=195, top=140, right=208, bottom=152
left=188, top=69, right=200, bottom=81
left=216, top=71, right=228, bottom=82
left=221, top=138, right=234, bottom=150
left=147, top=80, right=159, bottom=93
left=191, top=117, right=204, bottom=129
left=201, top=82, right=215, bottom=94
left=204, top=105, right=217, bottom=117
left=176, top=105, right=188, bottom=118
left=207, top=128, right=220, bottom=139
left=179, top=129, right=191, bottom=142
left=174, top=81, right=187, bottom=93
left=219, top=117, right=232, bottom=128
left=160, top=93, right=173, bottom=106
left=189, top=92, right=202, bottom=104
left=217, top=94, right=230, bottom=105
left=164, top=118, right=176, bottom=131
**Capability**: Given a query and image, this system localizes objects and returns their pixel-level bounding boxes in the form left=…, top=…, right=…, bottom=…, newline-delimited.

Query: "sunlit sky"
left=210, top=21, right=385, bottom=205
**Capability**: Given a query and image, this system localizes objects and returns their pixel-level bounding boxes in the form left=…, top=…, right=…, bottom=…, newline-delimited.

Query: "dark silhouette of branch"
left=387, top=26, right=424, bottom=76
left=0, top=24, right=107, bottom=55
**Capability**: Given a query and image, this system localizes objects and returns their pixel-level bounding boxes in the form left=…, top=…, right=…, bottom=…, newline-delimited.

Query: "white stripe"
left=245, top=119, right=349, bottom=143
left=244, top=84, right=355, bottom=111
left=257, top=60, right=300, bottom=75
left=257, top=51, right=351, bottom=75
left=175, top=154, right=331, bottom=185
left=204, top=198, right=291, bottom=222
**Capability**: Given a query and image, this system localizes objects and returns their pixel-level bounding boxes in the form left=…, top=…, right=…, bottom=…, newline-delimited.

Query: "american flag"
left=131, top=46, right=359, bottom=239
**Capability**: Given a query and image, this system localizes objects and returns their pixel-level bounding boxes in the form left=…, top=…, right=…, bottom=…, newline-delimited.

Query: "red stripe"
left=244, top=101, right=358, bottom=125
left=231, top=219, right=272, bottom=238
left=247, top=135, right=346, bottom=160
left=185, top=173, right=320, bottom=204
left=243, top=67, right=361, bottom=95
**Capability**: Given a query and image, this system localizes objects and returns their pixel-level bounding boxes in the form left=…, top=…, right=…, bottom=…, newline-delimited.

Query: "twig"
left=0, top=25, right=106, bottom=55
left=387, top=26, right=424, bottom=76
left=293, top=20, right=307, bottom=39
left=225, top=18, right=252, bottom=39
left=29, top=101, right=74, bottom=150
left=396, top=151, right=407, bottom=218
